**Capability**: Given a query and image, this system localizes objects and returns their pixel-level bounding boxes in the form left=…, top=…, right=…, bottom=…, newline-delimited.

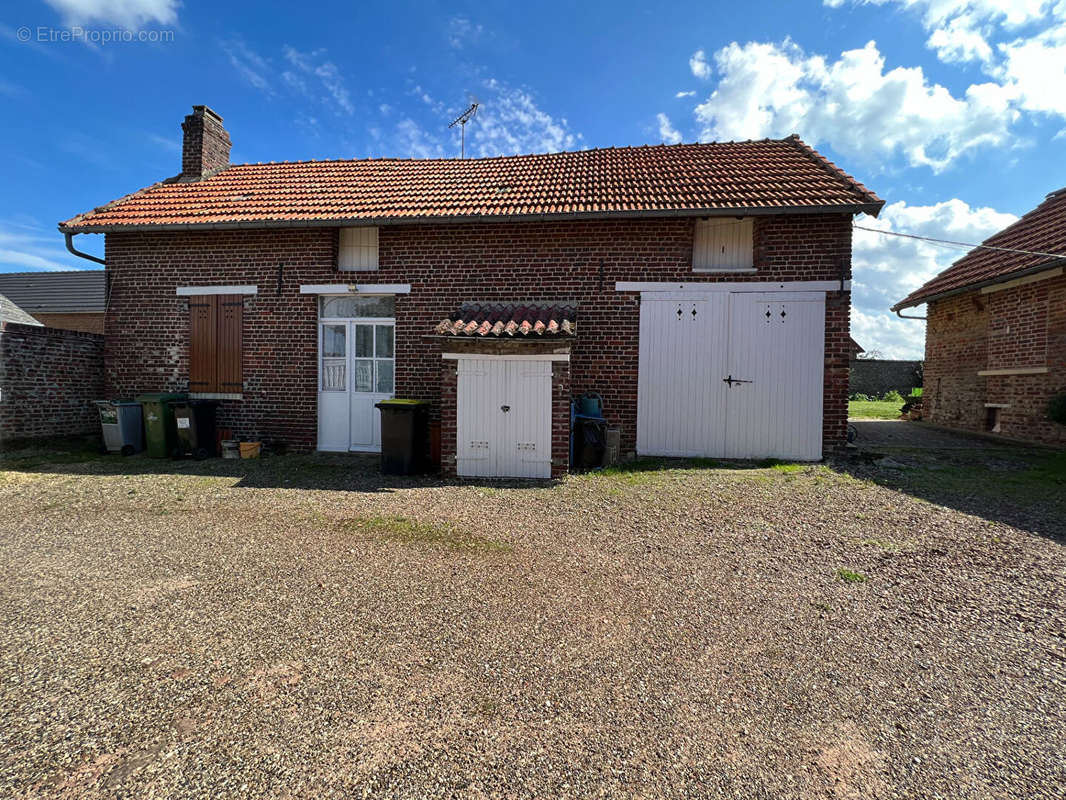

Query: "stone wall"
left=0, top=322, right=105, bottom=443
left=849, top=359, right=923, bottom=397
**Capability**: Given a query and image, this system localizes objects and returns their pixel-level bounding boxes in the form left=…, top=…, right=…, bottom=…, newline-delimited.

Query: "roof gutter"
left=57, top=202, right=885, bottom=235
left=64, top=231, right=106, bottom=265
left=891, top=258, right=1066, bottom=312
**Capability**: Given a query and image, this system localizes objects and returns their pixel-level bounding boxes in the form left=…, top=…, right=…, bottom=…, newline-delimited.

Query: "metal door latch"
left=722, top=375, right=753, bottom=387
left=500, top=405, right=511, bottom=412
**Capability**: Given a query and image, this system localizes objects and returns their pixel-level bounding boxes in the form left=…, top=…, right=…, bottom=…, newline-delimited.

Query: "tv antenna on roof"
left=448, top=98, right=479, bottom=159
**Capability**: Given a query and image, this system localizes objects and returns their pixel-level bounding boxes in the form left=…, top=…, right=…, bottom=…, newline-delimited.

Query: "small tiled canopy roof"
left=435, top=303, right=576, bottom=337
left=894, top=187, right=1066, bottom=310
left=59, top=136, right=882, bottom=232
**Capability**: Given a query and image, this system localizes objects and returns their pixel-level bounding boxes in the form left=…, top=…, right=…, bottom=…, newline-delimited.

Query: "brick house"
left=894, top=187, right=1066, bottom=445
left=0, top=271, right=106, bottom=334
left=59, top=105, right=882, bottom=476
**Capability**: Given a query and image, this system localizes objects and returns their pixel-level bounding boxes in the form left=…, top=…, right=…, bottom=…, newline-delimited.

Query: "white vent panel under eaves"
left=693, top=218, right=754, bottom=272
left=338, top=227, right=379, bottom=271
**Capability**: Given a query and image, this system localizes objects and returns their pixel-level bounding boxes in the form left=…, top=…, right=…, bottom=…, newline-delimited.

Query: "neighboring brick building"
left=59, top=105, right=882, bottom=475
left=0, top=271, right=106, bottom=334
left=894, top=188, right=1066, bottom=445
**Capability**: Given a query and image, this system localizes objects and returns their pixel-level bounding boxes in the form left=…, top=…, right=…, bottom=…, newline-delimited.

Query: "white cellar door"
left=497, top=360, right=553, bottom=479
left=456, top=358, right=499, bottom=477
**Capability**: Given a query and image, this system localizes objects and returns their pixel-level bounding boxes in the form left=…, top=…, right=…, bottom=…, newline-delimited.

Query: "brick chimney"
left=181, top=105, right=231, bottom=179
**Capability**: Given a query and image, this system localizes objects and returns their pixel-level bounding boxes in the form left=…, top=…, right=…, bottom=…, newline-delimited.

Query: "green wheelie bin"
left=136, top=392, right=187, bottom=458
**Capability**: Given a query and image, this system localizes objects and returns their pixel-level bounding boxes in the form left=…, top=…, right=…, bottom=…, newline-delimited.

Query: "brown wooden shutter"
left=189, top=296, right=218, bottom=393
left=217, top=295, right=244, bottom=393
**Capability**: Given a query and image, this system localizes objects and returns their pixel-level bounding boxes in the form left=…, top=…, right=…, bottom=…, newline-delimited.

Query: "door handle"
left=722, top=375, right=753, bottom=387
left=500, top=405, right=511, bottom=413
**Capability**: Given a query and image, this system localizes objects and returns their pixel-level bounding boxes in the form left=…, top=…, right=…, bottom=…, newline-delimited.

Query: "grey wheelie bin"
left=95, top=400, right=144, bottom=456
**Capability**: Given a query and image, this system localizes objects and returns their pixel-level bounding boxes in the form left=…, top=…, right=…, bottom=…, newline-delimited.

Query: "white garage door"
left=456, top=357, right=553, bottom=479
left=637, top=291, right=826, bottom=461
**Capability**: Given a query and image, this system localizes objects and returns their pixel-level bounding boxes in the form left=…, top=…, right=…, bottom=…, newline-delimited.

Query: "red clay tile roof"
left=435, top=303, right=576, bottom=337
left=894, top=188, right=1066, bottom=309
left=60, top=136, right=882, bottom=232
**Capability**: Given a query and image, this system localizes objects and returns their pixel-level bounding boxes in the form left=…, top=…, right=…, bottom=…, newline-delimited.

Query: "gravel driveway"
left=1, top=441, right=1063, bottom=798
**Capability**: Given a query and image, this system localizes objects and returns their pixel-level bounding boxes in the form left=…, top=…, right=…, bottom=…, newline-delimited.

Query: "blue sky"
left=2, top=0, right=1064, bottom=357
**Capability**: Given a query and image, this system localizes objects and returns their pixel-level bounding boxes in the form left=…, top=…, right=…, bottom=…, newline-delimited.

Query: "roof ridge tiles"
left=782, top=134, right=881, bottom=207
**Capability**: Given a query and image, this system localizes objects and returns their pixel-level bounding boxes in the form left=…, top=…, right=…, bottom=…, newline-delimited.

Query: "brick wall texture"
left=923, top=271, right=1066, bottom=445
left=103, top=214, right=855, bottom=459
left=0, top=322, right=105, bottom=443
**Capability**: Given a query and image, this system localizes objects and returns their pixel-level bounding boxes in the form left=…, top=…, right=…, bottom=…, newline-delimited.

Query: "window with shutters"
left=693, top=218, right=754, bottom=272
left=188, top=294, right=244, bottom=397
left=338, top=227, right=379, bottom=270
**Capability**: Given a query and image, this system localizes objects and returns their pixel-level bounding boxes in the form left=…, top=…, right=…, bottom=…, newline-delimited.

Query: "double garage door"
left=637, top=291, right=826, bottom=461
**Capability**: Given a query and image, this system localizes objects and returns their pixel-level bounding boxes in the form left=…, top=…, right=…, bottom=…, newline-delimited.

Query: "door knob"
left=500, top=405, right=511, bottom=413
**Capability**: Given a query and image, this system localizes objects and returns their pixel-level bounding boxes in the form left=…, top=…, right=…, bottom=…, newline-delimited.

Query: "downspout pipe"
left=64, top=231, right=105, bottom=265
left=896, top=308, right=926, bottom=321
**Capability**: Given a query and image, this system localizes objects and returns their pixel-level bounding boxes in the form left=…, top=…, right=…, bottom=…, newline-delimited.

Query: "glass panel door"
left=374, top=324, right=395, bottom=394
left=353, top=323, right=375, bottom=393
left=321, top=324, right=347, bottom=391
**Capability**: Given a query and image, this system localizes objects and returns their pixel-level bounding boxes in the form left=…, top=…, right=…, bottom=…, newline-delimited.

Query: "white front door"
left=456, top=357, right=553, bottom=479
left=636, top=290, right=826, bottom=461
left=317, top=317, right=395, bottom=452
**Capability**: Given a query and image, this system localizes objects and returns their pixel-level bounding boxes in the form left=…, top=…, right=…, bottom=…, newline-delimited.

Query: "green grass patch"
left=835, top=567, right=868, bottom=584
left=857, top=537, right=912, bottom=553
left=0, top=436, right=106, bottom=469
left=344, top=515, right=512, bottom=552
left=848, top=400, right=902, bottom=420
left=762, top=460, right=808, bottom=473
left=891, top=450, right=1066, bottom=513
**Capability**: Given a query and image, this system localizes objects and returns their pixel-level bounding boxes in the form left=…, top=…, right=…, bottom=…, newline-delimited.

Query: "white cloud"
left=996, top=22, right=1066, bottom=116
left=693, top=38, right=1016, bottom=171
left=0, top=220, right=95, bottom=272
left=469, top=79, right=579, bottom=157
left=675, top=90, right=696, bottom=98
left=448, top=17, right=484, bottom=49
left=656, top=113, right=683, bottom=144
left=386, top=118, right=446, bottom=159
left=832, top=1, right=1055, bottom=63
left=368, top=79, right=580, bottom=159
left=689, top=49, right=711, bottom=79
left=827, top=2, right=1066, bottom=119
left=222, top=39, right=273, bottom=94
left=850, top=198, right=1017, bottom=357
left=146, top=133, right=179, bottom=152
left=283, top=46, right=354, bottom=116
left=43, top=0, right=178, bottom=28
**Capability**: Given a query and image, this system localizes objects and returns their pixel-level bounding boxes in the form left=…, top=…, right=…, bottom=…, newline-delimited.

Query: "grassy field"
left=849, top=399, right=902, bottom=420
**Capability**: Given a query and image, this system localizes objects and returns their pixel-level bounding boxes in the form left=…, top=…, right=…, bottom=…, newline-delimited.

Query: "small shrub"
left=850, top=393, right=872, bottom=401
left=1048, top=394, right=1066, bottom=425
left=881, top=390, right=904, bottom=403
left=910, top=387, right=923, bottom=397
